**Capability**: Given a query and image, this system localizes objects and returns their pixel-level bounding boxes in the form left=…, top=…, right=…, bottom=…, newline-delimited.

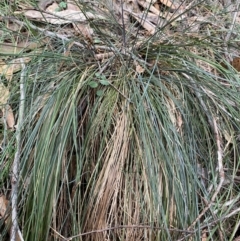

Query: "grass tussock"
left=0, top=0, right=240, bottom=240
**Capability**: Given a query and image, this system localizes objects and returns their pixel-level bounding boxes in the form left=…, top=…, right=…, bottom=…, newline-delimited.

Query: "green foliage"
left=59, top=1, right=67, bottom=9
left=88, top=81, right=98, bottom=88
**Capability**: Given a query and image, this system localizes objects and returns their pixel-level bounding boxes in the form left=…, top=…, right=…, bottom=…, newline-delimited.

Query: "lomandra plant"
left=0, top=0, right=240, bottom=240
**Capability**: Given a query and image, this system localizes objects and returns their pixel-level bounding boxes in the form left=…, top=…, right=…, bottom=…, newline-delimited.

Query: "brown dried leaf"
left=67, top=0, right=81, bottom=11
left=0, top=195, right=22, bottom=241
left=5, top=22, right=20, bottom=32
left=157, top=0, right=179, bottom=9
left=135, top=64, right=145, bottom=73
left=0, top=83, right=10, bottom=106
left=38, top=0, right=54, bottom=10
left=0, top=84, right=15, bottom=129
left=231, top=57, right=240, bottom=72
left=73, top=23, right=93, bottom=41
left=45, top=2, right=60, bottom=11
left=0, top=57, right=31, bottom=81
left=0, top=195, right=11, bottom=232
left=0, top=40, right=47, bottom=55
left=23, top=9, right=103, bottom=24
left=130, top=12, right=156, bottom=34
left=21, top=9, right=44, bottom=19
left=137, top=0, right=162, bottom=15
left=0, top=195, right=8, bottom=218
left=201, top=229, right=207, bottom=241
left=137, top=0, right=185, bottom=22
left=4, top=104, right=15, bottom=129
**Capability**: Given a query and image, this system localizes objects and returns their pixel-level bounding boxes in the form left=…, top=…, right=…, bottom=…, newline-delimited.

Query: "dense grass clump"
left=0, top=0, right=240, bottom=240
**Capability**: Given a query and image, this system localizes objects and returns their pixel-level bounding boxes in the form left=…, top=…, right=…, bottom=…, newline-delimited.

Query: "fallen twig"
left=51, top=224, right=195, bottom=240
left=10, top=59, right=26, bottom=241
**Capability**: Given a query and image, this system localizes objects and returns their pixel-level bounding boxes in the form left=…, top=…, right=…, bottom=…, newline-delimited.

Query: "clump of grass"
left=0, top=0, right=240, bottom=240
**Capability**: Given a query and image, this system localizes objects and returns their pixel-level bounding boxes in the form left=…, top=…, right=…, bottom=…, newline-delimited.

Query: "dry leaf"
left=201, top=229, right=207, bottom=241
left=37, top=0, right=54, bottom=9
left=231, top=57, right=240, bottom=72
left=0, top=40, right=47, bottom=55
left=5, top=22, right=20, bottom=32
left=137, top=0, right=161, bottom=15
left=158, top=0, right=179, bottom=9
left=220, top=57, right=240, bottom=72
left=137, top=0, right=185, bottom=23
left=154, top=2, right=160, bottom=10
left=135, top=64, right=145, bottom=73
left=4, top=104, right=15, bottom=129
left=0, top=195, right=11, bottom=231
left=23, top=9, right=103, bottom=24
left=45, top=2, right=60, bottom=11
left=0, top=195, right=22, bottom=241
left=67, top=0, right=81, bottom=11
left=0, top=84, right=15, bottom=129
left=0, top=83, right=10, bottom=106
left=0, top=57, right=29, bottom=128
left=146, top=0, right=157, bottom=4
left=73, top=23, right=93, bottom=41
left=0, top=195, right=8, bottom=218
left=130, top=12, right=156, bottom=34
left=0, top=57, right=31, bottom=81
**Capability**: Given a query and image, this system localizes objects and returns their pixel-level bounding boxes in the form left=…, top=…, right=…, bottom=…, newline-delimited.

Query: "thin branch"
left=10, top=59, right=26, bottom=241
left=51, top=225, right=195, bottom=241
left=200, top=206, right=240, bottom=230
